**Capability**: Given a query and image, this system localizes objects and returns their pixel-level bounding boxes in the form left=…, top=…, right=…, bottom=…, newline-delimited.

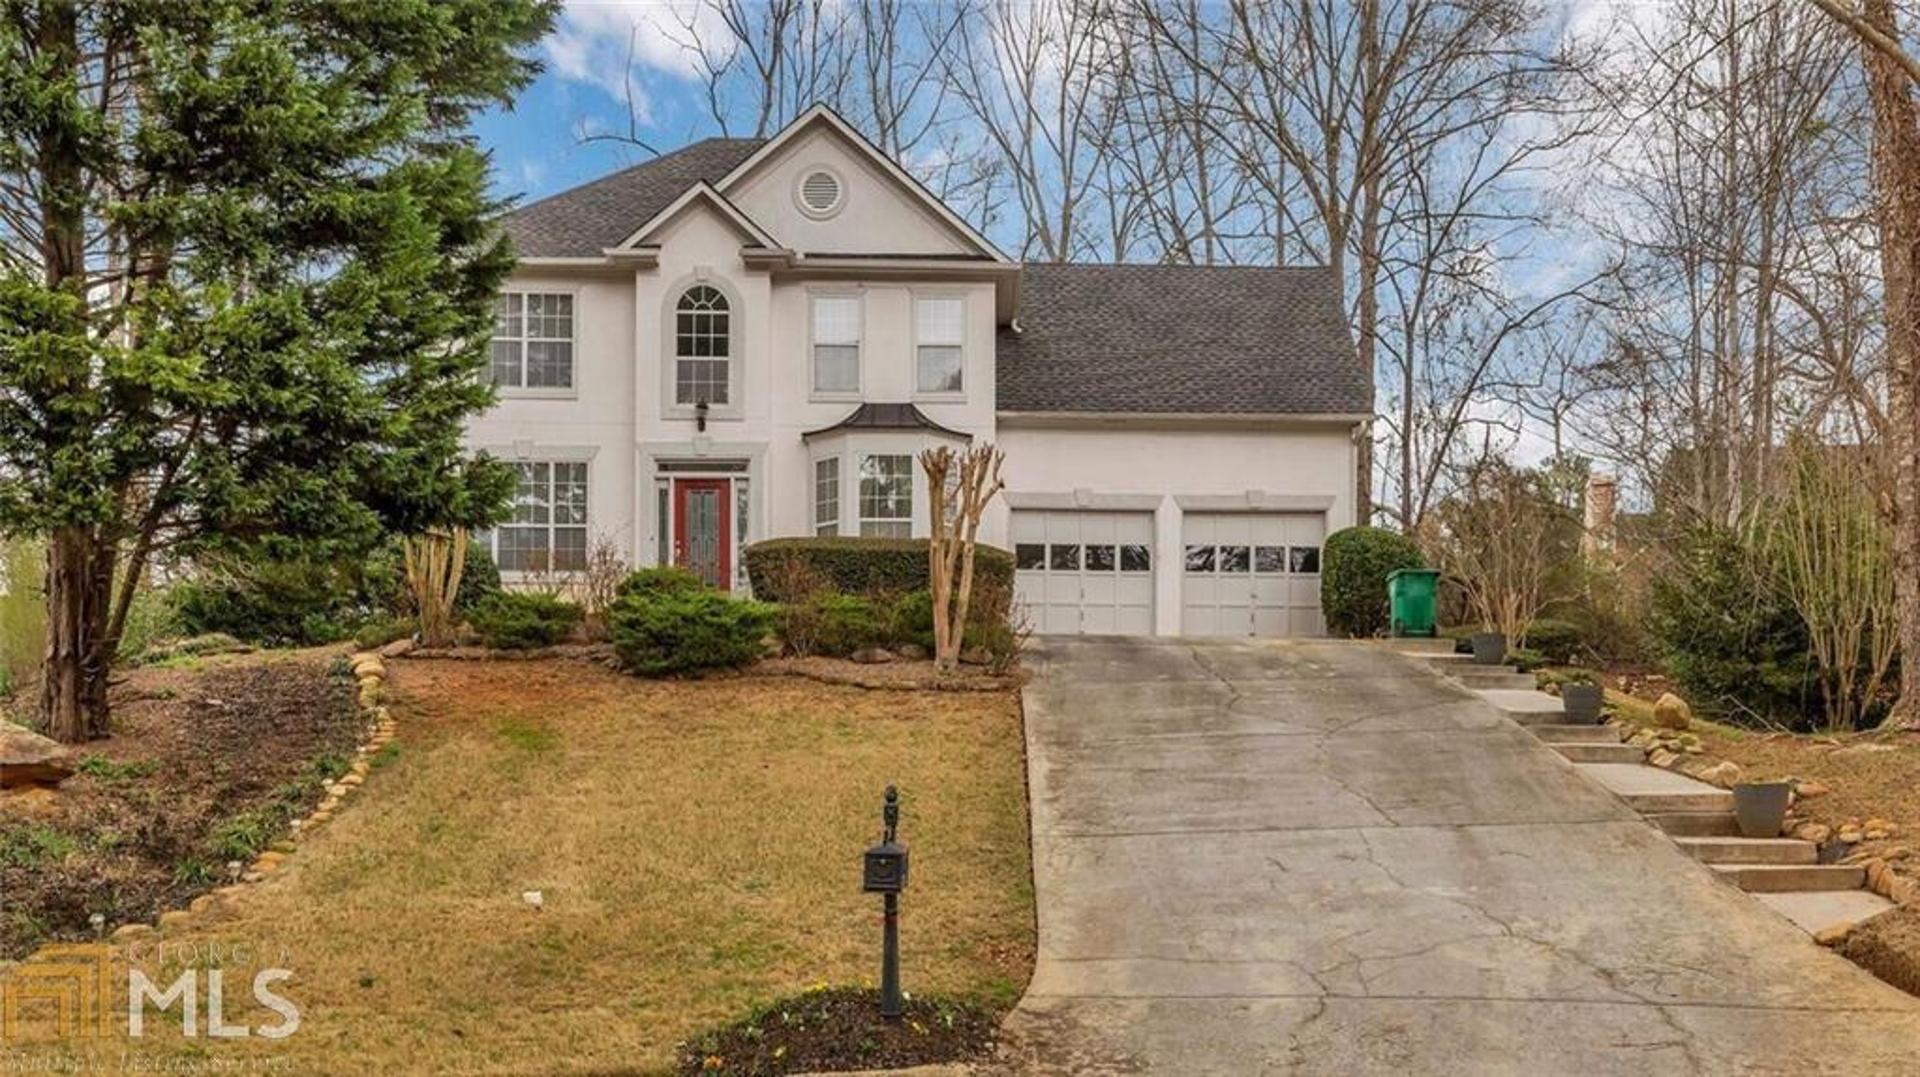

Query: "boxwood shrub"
left=744, top=537, right=1013, bottom=603
left=1319, top=526, right=1425, bottom=638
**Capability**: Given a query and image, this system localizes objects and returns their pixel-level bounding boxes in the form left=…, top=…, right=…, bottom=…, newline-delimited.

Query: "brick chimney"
left=1583, top=473, right=1618, bottom=557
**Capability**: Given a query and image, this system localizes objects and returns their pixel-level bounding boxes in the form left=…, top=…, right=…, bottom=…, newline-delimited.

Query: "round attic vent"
left=796, top=168, right=844, bottom=218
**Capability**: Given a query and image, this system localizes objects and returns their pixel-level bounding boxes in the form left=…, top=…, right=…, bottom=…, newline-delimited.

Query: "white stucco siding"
left=995, top=423, right=1359, bottom=635
left=465, top=271, right=640, bottom=566
left=724, top=126, right=975, bottom=256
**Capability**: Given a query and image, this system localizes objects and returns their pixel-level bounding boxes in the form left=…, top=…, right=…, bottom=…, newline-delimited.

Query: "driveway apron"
left=995, top=637, right=1920, bottom=1075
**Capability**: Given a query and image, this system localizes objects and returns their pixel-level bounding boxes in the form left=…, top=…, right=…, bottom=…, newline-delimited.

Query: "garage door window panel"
left=1049, top=544, right=1081, bottom=571
left=1290, top=546, right=1321, bottom=573
left=1121, top=545, right=1151, bottom=572
left=1185, top=545, right=1215, bottom=572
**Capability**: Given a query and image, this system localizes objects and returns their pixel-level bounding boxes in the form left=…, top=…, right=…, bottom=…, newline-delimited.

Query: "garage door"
left=1181, top=512, right=1325, bottom=637
left=1011, top=510, right=1155, bottom=635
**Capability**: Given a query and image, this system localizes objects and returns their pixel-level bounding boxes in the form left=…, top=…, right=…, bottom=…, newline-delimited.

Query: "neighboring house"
left=476, top=105, right=1370, bottom=638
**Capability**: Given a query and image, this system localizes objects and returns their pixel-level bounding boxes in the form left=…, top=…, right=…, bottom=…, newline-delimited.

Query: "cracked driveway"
left=995, top=637, right=1920, bottom=1075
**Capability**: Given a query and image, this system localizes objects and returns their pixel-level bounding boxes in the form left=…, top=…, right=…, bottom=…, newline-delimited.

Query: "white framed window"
left=491, top=293, right=574, bottom=390
left=488, top=461, right=588, bottom=572
left=915, top=297, right=964, bottom=394
left=811, top=295, right=861, bottom=395
left=814, top=457, right=841, bottom=536
left=674, top=285, right=731, bottom=406
left=859, top=454, right=913, bottom=538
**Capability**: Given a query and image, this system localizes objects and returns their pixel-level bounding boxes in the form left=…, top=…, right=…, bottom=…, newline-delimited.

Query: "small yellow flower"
left=702, top=1055, right=724, bottom=1071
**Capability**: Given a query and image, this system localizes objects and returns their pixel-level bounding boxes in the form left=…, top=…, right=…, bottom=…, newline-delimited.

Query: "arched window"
left=674, top=285, right=731, bottom=406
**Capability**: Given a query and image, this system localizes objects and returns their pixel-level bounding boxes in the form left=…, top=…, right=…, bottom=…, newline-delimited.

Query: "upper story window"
left=814, top=457, right=840, bottom=536
left=858, top=454, right=913, bottom=538
left=491, top=293, right=574, bottom=390
left=915, top=297, right=964, bottom=394
left=674, top=285, right=731, bottom=406
left=812, top=295, right=861, bottom=395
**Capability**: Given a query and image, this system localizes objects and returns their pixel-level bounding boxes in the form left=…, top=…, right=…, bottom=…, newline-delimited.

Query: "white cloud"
left=543, top=1, right=731, bottom=108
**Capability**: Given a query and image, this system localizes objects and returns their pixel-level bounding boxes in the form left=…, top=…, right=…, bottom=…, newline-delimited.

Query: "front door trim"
left=673, top=477, right=733, bottom=590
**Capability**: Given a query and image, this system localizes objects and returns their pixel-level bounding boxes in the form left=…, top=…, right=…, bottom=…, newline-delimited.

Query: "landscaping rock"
left=111, top=923, right=153, bottom=942
left=1839, top=827, right=1865, bottom=845
left=0, top=721, right=74, bottom=788
left=1794, top=822, right=1833, bottom=844
left=1795, top=780, right=1831, bottom=800
left=850, top=647, right=895, bottom=665
left=379, top=637, right=416, bottom=659
left=1815, top=923, right=1852, bottom=947
left=1652, top=693, right=1692, bottom=730
left=1648, top=748, right=1678, bottom=769
left=960, top=646, right=992, bottom=666
left=894, top=643, right=930, bottom=661
left=1695, top=761, right=1742, bottom=788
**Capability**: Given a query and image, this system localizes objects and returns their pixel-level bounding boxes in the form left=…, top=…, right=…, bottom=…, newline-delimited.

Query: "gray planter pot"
left=1561, top=683, right=1604, bottom=724
left=1470, top=632, right=1507, bottom=666
left=1733, top=782, right=1793, bottom=839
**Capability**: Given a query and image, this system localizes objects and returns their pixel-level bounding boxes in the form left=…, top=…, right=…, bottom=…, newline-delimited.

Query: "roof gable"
left=502, top=138, right=763, bottom=259
left=613, top=182, right=780, bottom=251
left=718, top=106, right=1007, bottom=262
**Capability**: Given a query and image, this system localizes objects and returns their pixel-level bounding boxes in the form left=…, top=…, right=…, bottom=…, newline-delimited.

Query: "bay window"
left=858, top=454, right=913, bottom=537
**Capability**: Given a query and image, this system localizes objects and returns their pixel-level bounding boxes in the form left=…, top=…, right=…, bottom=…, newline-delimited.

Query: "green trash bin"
left=1387, top=568, right=1440, bottom=638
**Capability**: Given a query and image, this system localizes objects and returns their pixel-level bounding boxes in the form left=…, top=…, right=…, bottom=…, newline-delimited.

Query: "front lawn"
left=14, top=658, right=1034, bottom=1074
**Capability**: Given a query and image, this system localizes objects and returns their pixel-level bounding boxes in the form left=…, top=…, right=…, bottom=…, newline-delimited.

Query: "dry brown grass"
left=11, top=659, right=1033, bottom=1075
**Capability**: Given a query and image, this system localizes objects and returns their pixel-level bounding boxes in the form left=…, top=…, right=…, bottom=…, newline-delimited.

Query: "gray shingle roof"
left=802, top=402, right=969, bottom=441
left=997, top=264, right=1369, bottom=415
left=503, top=138, right=765, bottom=257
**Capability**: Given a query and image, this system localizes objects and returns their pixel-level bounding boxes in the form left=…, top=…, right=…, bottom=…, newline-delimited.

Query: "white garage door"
left=1181, top=512, right=1325, bottom=637
left=1012, top=510, right=1155, bottom=636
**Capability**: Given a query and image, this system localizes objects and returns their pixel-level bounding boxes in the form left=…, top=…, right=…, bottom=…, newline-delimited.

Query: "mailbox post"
left=862, top=785, right=909, bottom=1019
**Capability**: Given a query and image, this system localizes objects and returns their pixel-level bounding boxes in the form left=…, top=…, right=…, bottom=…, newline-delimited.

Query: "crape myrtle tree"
left=0, top=0, right=555, bottom=742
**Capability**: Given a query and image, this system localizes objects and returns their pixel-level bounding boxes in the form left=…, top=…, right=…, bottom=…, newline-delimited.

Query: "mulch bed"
left=0, top=654, right=360, bottom=959
left=676, top=987, right=1002, bottom=1076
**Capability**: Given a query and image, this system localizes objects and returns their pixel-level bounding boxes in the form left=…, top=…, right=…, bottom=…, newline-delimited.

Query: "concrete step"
left=1576, top=762, right=1735, bottom=813
left=1390, top=636, right=1456, bottom=654
left=1476, top=689, right=1566, bottom=723
left=1454, top=672, right=1539, bottom=691
left=1754, top=890, right=1897, bottom=937
left=1710, top=863, right=1865, bottom=893
left=1649, top=811, right=1743, bottom=837
left=1676, top=836, right=1818, bottom=865
left=1531, top=723, right=1623, bottom=744
left=1414, top=652, right=1474, bottom=665
left=1551, top=742, right=1645, bottom=764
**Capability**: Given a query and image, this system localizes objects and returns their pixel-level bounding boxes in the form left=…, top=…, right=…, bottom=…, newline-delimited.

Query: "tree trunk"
left=40, top=528, right=112, bottom=742
left=1861, top=0, right=1920, bottom=725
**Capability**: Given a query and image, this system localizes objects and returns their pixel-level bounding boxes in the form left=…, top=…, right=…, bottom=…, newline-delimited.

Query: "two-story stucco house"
left=473, top=105, right=1370, bottom=638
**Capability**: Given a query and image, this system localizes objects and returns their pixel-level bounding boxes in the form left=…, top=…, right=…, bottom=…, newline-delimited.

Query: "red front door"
left=673, top=479, right=731, bottom=590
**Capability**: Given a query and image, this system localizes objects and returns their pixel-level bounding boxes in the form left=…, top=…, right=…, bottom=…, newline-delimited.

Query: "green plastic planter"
left=1387, top=568, right=1440, bottom=638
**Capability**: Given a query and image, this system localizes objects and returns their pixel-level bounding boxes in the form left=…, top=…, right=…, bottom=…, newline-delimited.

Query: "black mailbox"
left=864, top=838, right=909, bottom=893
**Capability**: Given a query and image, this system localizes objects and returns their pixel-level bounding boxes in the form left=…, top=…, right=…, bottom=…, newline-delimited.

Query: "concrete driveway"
left=995, top=637, right=1920, bottom=1075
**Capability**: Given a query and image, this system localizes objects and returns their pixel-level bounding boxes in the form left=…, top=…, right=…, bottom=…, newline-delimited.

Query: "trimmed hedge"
left=744, top=537, right=1013, bottom=603
left=1320, top=526, right=1425, bottom=638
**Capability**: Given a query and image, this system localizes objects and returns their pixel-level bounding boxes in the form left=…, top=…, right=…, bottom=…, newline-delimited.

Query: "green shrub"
left=171, top=553, right=365, bottom=646
left=116, top=585, right=183, bottom=660
left=891, top=589, right=936, bottom=650
left=1520, top=618, right=1585, bottom=664
left=744, top=537, right=1013, bottom=604
left=1648, top=526, right=1818, bottom=725
left=352, top=616, right=414, bottom=651
left=610, top=585, right=775, bottom=676
left=1320, top=527, right=1424, bottom=638
left=467, top=592, right=583, bottom=650
left=615, top=566, right=708, bottom=599
left=780, top=592, right=885, bottom=657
